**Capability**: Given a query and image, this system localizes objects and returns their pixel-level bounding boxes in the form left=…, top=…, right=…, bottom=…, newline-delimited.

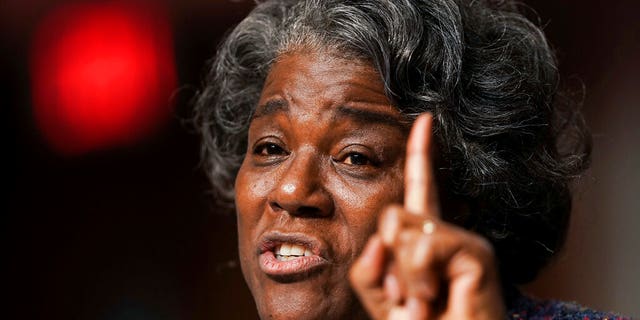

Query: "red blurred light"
left=30, top=2, right=177, bottom=155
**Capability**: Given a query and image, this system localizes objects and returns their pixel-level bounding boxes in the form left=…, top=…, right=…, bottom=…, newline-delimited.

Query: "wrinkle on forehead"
left=257, top=51, right=395, bottom=124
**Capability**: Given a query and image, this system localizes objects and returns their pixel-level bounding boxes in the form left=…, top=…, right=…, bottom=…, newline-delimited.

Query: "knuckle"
left=470, top=234, right=497, bottom=265
left=451, top=252, right=487, bottom=285
left=405, top=235, right=435, bottom=275
left=378, top=205, right=401, bottom=227
left=455, top=240, right=498, bottom=284
left=406, top=257, right=424, bottom=275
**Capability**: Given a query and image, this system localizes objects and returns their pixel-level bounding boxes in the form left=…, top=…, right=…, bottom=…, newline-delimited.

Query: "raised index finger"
left=404, top=113, right=440, bottom=217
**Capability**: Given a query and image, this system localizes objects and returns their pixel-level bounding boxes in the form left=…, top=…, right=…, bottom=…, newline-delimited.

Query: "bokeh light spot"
left=30, top=2, right=177, bottom=155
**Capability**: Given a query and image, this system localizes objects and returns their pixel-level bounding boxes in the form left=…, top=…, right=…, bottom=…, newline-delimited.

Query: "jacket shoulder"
left=507, top=294, right=631, bottom=320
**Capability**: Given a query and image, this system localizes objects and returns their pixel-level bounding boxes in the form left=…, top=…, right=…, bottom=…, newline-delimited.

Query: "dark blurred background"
left=3, top=0, right=639, bottom=319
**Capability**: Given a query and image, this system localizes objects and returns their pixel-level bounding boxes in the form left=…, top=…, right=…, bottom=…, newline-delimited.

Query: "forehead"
left=256, top=51, right=406, bottom=126
left=262, top=51, right=384, bottom=96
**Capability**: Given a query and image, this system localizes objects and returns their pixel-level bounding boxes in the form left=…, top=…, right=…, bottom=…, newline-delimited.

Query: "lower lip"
left=259, top=251, right=328, bottom=276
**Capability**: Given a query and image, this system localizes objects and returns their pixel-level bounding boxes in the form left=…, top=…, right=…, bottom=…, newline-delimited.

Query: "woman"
left=194, top=0, right=626, bottom=318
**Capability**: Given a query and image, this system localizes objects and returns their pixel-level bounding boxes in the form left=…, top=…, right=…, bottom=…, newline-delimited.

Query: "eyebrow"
left=252, top=99, right=289, bottom=120
left=334, top=105, right=411, bottom=132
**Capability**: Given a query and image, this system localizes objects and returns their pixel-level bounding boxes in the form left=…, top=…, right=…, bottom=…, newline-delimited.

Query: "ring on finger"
left=422, top=219, right=436, bottom=235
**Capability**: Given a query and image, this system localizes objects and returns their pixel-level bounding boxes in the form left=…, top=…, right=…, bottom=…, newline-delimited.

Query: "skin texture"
left=235, top=51, right=407, bottom=319
left=235, top=51, right=505, bottom=319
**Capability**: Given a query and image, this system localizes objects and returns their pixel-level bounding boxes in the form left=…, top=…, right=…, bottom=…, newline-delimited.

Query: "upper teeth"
left=275, top=243, right=312, bottom=257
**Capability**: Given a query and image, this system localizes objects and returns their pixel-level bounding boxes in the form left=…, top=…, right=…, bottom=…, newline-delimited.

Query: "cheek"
left=235, top=163, right=277, bottom=286
left=235, top=164, right=276, bottom=224
left=234, top=164, right=277, bottom=261
left=332, top=170, right=404, bottom=255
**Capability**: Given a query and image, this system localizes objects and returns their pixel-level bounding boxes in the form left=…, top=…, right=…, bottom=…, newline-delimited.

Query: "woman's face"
left=235, top=51, right=407, bottom=319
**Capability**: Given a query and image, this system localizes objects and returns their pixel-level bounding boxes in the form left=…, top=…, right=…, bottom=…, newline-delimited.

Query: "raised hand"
left=350, top=113, right=505, bottom=320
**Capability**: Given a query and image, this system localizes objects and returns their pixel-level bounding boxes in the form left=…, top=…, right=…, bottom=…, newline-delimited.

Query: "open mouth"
left=258, top=233, right=328, bottom=278
left=274, top=243, right=314, bottom=261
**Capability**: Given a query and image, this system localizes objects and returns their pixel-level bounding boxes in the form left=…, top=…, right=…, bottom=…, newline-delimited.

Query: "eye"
left=332, top=147, right=382, bottom=179
left=334, top=146, right=380, bottom=168
left=342, top=152, right=372, bottom=166
left=253, top=142, right=287, bottom=156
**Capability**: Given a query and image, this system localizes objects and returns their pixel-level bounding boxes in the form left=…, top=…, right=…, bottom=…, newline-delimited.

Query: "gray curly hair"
left=193, top=0, right=591, bottom=285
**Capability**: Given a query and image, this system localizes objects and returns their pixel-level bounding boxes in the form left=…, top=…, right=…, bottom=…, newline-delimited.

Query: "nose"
left=268, top=150, right=334, bottom=218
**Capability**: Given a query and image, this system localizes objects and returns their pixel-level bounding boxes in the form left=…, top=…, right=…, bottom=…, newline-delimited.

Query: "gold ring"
left=422, top=219, right=436, bottom=235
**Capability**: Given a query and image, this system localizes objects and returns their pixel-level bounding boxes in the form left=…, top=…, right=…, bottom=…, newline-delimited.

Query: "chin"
left=248, top=275, right=365, bottom=320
